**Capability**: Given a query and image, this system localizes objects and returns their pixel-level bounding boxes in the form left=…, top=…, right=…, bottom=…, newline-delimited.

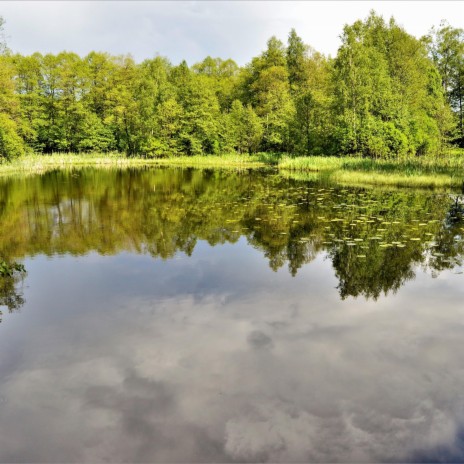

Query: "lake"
left=0, top=167, right=464, bottom=462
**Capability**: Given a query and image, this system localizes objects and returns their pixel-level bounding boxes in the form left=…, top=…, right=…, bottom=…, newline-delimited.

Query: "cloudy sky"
left=1, top=1, right=463, bottom=65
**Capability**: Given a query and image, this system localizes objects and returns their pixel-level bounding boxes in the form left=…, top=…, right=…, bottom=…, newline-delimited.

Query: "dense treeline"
left=1, top=12, right=464, bottom=160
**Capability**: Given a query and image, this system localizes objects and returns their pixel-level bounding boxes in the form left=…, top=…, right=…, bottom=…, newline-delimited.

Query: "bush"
left=0, top=114, right=27, bottom=160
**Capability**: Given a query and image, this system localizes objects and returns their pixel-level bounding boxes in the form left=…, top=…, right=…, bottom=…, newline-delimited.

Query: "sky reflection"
left=0, top=239, right=463, bottom=462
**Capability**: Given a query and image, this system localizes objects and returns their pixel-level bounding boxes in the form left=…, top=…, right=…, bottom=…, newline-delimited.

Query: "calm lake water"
left=1, top=167, right=464, bottom=462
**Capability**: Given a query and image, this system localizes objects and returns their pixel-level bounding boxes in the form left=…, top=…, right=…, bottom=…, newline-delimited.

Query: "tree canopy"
left=0, top=12, right=462, bottom=160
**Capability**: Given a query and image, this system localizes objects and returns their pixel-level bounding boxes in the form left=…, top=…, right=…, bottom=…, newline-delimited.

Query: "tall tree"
left=291, top=51, right=332, bottom=155
left=192, top=56, right=239, bottom=110
left=169, top=61, right=222, bottom=155
left=228, top=99, right=263, bottom=154
left=426, top=22, right=464, bottom=144
left=238, top=37, right=294, bottom=151
left=286, top=28, right=308, bottom=92
left=332, top=12, right=451, bottom=158
left=0, top=17, right=27, bottom=159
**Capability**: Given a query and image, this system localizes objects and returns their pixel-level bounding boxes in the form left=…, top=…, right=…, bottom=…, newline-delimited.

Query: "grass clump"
left=279, top=156, right=344, bottom=171
left=331, top=171, right=460, bottom=189
left=278, top=153, right=464, bottom=189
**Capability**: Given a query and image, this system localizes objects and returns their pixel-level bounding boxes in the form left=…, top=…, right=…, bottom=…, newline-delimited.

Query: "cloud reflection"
left=0, top=247, right=463, bottom=461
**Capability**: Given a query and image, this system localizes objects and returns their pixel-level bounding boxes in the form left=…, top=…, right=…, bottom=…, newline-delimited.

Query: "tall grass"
left=278, top=153, right=464, bottom=175
left=0, top=152, right=268, bottom=176
left=1, top=151, right=464, bottom=189
left=279, top=156, right=343, bottom=171
left=278, top=154, right=464, bottom=188
left=145, top=153, right=268, bottom=167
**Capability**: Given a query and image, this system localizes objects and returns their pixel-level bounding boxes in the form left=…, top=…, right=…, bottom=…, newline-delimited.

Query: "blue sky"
left=1, top=1, right=464, bottom=65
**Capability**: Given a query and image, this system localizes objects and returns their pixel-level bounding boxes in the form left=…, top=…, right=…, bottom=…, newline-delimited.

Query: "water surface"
left=0, top=167, right=464, bottom=462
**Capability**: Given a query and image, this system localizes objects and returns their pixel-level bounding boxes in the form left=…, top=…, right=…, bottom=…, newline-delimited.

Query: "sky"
left=1, top=1, right=464, bottom=65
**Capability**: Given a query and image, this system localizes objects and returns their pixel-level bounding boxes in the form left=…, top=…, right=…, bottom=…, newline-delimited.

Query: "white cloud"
left=0, top=1, right=463, bottom=65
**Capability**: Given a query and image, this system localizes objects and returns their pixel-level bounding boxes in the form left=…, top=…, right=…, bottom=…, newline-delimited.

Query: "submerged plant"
left=0, top=260, right=25, bottom=278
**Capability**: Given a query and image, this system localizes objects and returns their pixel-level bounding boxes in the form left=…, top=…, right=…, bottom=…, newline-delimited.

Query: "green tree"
left=192, top=56, right=239, bottom=110
left=228, top=99, right=263, bottom=154
left=144, top=98, right=183, bottom=157
left=426, top=21, right=464, bottom=145
left=12, top=53, right=43, bottom=149
left=286, top=28, right=308, bottom=92
left=239, top=37, right=294, bottom=151
left=104, top=55, right=144, bottom=155
left=0, top=13, right=459, bottom=161
left=169, top=61, right=222, bottom=155
left=0, top=18, right=27, bottom=159
left=332, top=12, right=450, bottom=158
left=288, top=44, right=333, bottom=155
left=134, top=56, right=175, bottom=156
left=34, top=52, right=94, bottom=152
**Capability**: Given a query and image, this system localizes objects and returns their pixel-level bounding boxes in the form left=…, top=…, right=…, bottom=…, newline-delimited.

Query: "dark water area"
left=0, top=167, right=464, bottom=462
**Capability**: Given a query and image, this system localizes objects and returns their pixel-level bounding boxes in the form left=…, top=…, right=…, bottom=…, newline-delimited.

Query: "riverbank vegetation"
left=1, top=12, right=464, bottom=165
left=0, top=152, right=270, bottom=175
left=279, top=151, right=464, bottom=188
left=1, top=151, right=462, bottom=189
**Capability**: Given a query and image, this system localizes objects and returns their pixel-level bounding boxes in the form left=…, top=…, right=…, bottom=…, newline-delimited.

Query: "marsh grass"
left=329, top=171, right=459, bottom=189
left=1, top=151, right=464, bottom=189
left=0, top=152, right=137, bottom=175
left=0, top=152, right=269, bottom=176
left=278, top=153, right=464, bottom=173
left=278, top=154, right=464, bottom=188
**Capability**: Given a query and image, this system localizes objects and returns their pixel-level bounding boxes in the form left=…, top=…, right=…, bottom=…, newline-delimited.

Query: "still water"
left=0, top=167, right=464, bottom=462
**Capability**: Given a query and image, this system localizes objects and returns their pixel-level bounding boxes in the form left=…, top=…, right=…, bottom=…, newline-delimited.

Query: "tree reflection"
left=0, top=167, right=463, bottom=301
left=0, top=267, right=25, bottom=321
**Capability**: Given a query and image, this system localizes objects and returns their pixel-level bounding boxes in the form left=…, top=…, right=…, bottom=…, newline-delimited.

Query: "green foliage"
left=0, top=12, right=463, bottom=160
left=426, top=21, right=464, bottom=145
left=0, top=52, right=28, bottom=159
left=279, top=154, right=464, bottom=188
left=227, top=100, right=263, bottom=154
left=0, top=114, right=27, bottom=159
left=0, top=259, right=25, bottom=277
left=192, top=56, right=239, bottom=110
left=331, top=12, right=451, bottom=159
left=286, top=28, right=308, bottom=92
left=290, top=49, right=332, bottom=155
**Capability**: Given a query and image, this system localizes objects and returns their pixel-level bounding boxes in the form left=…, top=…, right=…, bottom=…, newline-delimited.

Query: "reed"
left=1, top=152, right=464, bottom=189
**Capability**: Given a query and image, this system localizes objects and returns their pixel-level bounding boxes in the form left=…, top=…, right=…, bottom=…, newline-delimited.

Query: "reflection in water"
left=0, top=167, right=463, bottom=301
left=0, top=167, right=464, bottom=462
left=0, top=260, right=26, bottom=322
left=0, top=273, right=25, bottom=320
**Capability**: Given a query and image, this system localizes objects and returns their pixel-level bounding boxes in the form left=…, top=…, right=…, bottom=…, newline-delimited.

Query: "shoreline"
left=1, top=153, right=463, bottom=189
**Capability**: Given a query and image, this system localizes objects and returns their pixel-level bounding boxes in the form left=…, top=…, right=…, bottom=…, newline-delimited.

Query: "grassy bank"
left=278, top=154, right=464, bottom=188
left=1, top=152, right=464, bottom=189
left=0, top=152, right=272, bottom=176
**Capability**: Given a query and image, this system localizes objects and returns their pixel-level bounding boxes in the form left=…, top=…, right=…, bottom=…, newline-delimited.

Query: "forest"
left=1, top=11, right=464, bottom=161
